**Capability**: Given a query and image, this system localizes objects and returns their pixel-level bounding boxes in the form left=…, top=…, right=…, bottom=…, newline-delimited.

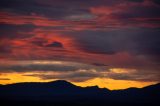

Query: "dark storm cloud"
left=0, top=24, right=35, bottom=39
left=126, top=5, right=160, bottom=19
left=68, top=28, right=160, bottom=56
left=152, top=0, right=160, bottom=5
left=0, top=39, right=12, bottom=54
left=127, top=0, right=144, bottom=2
left=1, top=0, right=159, bottom=21
left=0, top=0, right=42, bottom=15
left=0, top=0, right=91, bottom=19
left=45, top=41, right=63, bottom=48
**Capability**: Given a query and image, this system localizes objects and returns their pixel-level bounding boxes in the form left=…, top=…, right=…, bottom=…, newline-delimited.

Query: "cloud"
left=0, top=0, right=160, bottom=84
left=0, top=60, right=106, bottom=73
left=152, top=0, right=160, bottom=5
left=24, top=69, right=102, bottom=82
left=45, top=41, right=63, bottom=48
left=0, top=60, right=159, bottom=82
left=89, top=0, right=160, bottom=29
left=0, top=39, right=12, bottom=55
left=0, top=78, right=10, bottom=80
left=68, top=29, right=160, bottom=56
left=107, top=68, right=160, bottom=82
left=1, top=0, right=160, bottom=32
left=22, top=67, right=160, bottom=82
left=127, top=0, right=144, bottom=2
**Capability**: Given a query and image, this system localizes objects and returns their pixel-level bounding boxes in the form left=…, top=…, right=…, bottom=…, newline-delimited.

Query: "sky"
left=0, top=0, right=160, bottom=90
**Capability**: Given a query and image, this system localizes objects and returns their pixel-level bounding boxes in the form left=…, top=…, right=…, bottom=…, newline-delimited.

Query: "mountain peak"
left=47, top=80, right=77, bottom=88
left=86, top=85, right=99, bottom=89
left=49, top=80, right=71, bottom=84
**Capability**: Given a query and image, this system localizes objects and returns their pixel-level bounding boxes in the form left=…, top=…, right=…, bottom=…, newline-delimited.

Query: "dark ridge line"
left=1, top=79, right=159, bottom=91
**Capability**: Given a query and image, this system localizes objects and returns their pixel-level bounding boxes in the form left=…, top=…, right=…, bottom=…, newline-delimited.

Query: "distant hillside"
left=0, top=80, right=159, bottom=106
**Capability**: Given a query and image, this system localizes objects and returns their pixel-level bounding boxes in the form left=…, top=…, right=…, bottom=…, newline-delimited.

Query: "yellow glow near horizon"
left=109, top=68, right=136, bottom=74
left=73, top=78, right=157, bottom=90
left=0, top=72, right=53, bottom=84
left=0, top=72, right=157, bottom=90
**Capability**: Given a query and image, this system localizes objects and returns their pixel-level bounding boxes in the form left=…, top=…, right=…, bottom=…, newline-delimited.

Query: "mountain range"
left=0, top=80, right=160, bottom=106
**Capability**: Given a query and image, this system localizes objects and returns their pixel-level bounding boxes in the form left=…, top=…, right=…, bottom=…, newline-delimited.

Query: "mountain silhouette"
left=0, top=80, right=159, bottom=106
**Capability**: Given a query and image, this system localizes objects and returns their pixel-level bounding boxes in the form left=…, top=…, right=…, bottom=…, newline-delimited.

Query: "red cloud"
left=90, top=0, right=160, bottom=28
left=1, top=1, right=160, bottom=33
left=0, top=11, right=65, bottom=27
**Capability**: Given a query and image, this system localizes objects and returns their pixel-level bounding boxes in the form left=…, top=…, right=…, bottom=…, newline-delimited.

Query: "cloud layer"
left=0, top=0, right=160, bottom=84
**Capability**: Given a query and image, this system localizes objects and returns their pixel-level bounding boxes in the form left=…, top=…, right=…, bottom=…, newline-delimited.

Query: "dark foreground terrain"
left=0, top=80, right=160, bottom=106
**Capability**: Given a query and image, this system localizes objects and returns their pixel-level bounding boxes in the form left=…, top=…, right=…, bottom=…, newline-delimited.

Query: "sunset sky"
left=0, top=0, right=160, bottom=90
